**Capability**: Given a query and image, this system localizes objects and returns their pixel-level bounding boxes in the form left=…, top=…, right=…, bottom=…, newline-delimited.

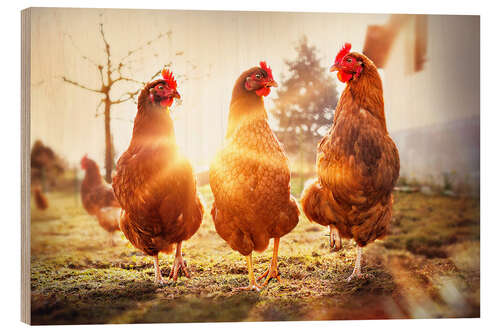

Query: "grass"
left=30, top=184, right=480, bottom=324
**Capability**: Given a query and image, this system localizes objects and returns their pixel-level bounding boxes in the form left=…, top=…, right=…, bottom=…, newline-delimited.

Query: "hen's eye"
left=157, top=85, right=164, bottom=90
left=346, top=58, right=352, bottom=63
left=255, top=74, right=262, bottom=79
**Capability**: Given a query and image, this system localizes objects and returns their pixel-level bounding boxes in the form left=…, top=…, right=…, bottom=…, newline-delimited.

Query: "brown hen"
left=113, top=69, right=203, bottom=285
left=80, top=155, right=122, bottom=244
left=210, top=62, right=299, bottom=291
left=301, top=44, right=400, bottom=281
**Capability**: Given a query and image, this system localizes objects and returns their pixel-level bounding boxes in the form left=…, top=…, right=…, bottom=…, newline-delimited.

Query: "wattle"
left=160, top=98, right=173, bottom=107
left=256, top=87, right=271, bottom=97
left=338, top=71, right=353, bottom=83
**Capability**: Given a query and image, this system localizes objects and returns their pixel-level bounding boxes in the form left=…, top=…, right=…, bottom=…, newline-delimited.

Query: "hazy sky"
left=30, top=8, right=480, bottom=176
left=30, top=8, right=393, bottom=171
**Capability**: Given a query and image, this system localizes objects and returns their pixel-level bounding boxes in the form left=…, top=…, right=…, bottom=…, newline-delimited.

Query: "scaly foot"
left=346, top=245, right=363, bottom=282
left=169, top=255, right=190, bottom=281
left=346, top=269, right=363, bottom=282
left=257, top=237, right=282, bottom=286
left=235, top=282, right=262, bottom=292
left=153, top=254, right=167, bottom=286
left=329, top=225, right=342, bottom=252
left=168, top=242, right=191, bottom=281
left=257, top=265, right=281, bottom=286
left=235, top=254, right=261, bottom=292
left=154, top=276, right=168, bottom=286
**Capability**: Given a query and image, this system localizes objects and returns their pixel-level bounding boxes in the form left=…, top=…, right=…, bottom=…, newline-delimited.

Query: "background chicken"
left=301, top=43, right=400, bottom=281
left=32, top=185, right=49, bottom=210
left=210, top=62, right=299, bottom=291
left=113, top=69, right=203, bottom=285
left=80, top=155, right=122, bottom=244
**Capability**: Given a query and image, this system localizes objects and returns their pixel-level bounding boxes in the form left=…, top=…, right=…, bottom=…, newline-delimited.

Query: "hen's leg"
left=169, top=242, right=190, bottom=281
left=347, top=245, right=363, bottom=282
left=329, top=225, right=342, bottom=251
left=108, top=233, right=116, bottom=247
left=236, top=253, right=261, bottom=291
left=109, top=232, right=120, bottom=247
left=153, top=254, right=167, bottom=285
left=257, top=238, right=281, bottom=286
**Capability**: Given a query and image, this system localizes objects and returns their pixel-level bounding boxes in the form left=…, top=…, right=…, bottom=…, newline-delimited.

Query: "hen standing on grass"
left=113, top=69, right=203, bottom=285
left=80, top=155, right=122, bottom=244
left=301, top=43, right=400, bottom=281
left=210, top=62, right=299, bottom=291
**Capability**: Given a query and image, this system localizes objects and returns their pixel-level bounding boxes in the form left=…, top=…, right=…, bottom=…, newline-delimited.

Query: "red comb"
left=335, top=43, right=352, bottom=64
left=260, top=61, right=274, bottom=80
left=161, top=68, right=177, bottom=89
left=80, top=154, right=88, bottom=168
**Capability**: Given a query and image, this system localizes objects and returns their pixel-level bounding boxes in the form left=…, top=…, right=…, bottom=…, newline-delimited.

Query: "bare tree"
left=61, top=15, right=176, bottom=183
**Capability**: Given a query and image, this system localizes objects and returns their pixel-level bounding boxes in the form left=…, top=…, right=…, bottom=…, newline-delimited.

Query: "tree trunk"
left=104, top=99, right=114, bottom=183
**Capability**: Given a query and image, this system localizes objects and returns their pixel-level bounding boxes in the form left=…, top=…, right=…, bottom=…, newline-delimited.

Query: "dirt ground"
left=30, top=182, right=480, bottom=324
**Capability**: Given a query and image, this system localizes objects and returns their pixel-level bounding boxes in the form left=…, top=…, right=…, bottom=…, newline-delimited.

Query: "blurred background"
left=30, top=9, right=479, bottom=197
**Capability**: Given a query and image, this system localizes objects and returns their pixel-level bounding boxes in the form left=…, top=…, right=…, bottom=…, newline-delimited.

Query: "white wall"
left=382, top=15, right=480, bottom=192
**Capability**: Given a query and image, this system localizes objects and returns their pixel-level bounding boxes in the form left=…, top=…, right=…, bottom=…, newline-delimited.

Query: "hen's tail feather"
left=96, top=206, right=121, bottom=233
left=300, top=178, right=337, bottom=227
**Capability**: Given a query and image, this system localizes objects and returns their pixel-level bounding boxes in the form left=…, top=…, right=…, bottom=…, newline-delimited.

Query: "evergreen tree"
left=270, top=36, right=338, bottom=168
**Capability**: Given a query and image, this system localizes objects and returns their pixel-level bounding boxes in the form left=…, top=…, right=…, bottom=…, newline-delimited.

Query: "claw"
left=235, top=283, right=262, bottom=292
left=169, top=256, right=190, bottom=281
left=257, top=238, right=281, bottom=286
left=257, top=266, right=281, bottom=286
left=169, top=242, right=190, bottom=281
left=346, top=270, right=363, bottom=282
left=154, top=276, right=167, bottom=286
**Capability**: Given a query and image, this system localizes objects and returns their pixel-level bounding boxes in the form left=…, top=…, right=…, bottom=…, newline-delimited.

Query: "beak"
left=267, top=80, right=278, bottom=88
left=330, top=64, right=339, bottom=72
left=172, top=90, right=181, bottom=99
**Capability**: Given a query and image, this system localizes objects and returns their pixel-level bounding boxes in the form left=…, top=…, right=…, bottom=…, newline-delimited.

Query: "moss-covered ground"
left=30, top=182, right=480, bottom=324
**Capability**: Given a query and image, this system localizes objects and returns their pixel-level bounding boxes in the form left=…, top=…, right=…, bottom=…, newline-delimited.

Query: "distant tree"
left=270, top=36, right=338, bottom=167
left=31, top=140, right=67, bottom=189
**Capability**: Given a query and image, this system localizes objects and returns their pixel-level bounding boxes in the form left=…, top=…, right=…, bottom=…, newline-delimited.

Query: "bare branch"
left=99, top=22, right=111, bottom=58
left=111, top=97, right=134, bottom=105
left=115, top=76, right=146, bottom=85
left=99, top=20, right=113, bottom=88
left=149, top=68, right=163, bottom=81
left=63, top=32, right=101, bottom=69
left=95, top=99, right=105, bottom=117
left=98, top=65, right=105, bottom=85
left=111, top=116, right=134, bottom=123
left=111, top=90, right=140, bottom=105
left=115, top=63, right=147, bottom=85
left=62, top=76, right=103, bottom=93
left=115, top=30, right=172, bottom=69
left=109, top=67, right=166, bottom=105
